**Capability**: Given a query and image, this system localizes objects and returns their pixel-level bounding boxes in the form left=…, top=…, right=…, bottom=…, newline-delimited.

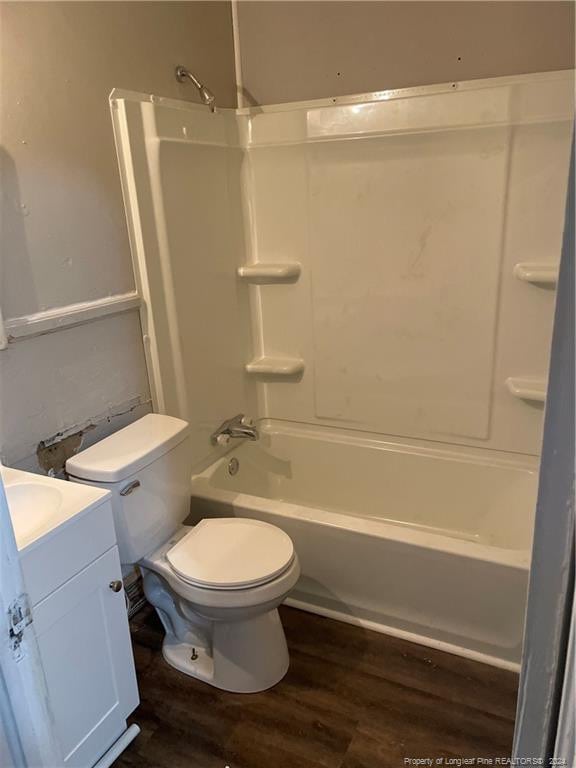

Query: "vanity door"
left=32, top=545, right=139, bottom=768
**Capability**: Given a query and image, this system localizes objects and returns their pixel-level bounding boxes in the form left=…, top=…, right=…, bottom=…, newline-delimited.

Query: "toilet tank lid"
left=66, top=414, right=190, bottom=483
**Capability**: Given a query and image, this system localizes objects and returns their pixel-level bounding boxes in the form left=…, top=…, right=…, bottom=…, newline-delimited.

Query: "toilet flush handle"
left=120, top=480, right=141, bottom=496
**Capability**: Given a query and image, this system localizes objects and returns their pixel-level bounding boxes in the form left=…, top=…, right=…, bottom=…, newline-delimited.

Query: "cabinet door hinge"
left=8, top=594, right=32, bottom=661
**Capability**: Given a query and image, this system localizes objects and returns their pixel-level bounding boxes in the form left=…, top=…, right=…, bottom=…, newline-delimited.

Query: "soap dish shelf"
left=238, top=263, right=301, bottom=284
left=513, top=263, right=559, bottom=286
left=506, top=377, right=546, bottom=403
left=245, top=356, right=305, bottom=377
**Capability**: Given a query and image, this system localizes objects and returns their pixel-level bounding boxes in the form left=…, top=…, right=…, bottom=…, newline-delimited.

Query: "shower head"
left=175, top=66, right=216, bottom=112
left=198, top=84, right=216, bottom=112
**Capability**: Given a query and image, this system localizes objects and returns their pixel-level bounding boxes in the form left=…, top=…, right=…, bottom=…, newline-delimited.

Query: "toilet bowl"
left=141, top=520, right=300, bottom=692
left=66, top=414, right=299, bottom=693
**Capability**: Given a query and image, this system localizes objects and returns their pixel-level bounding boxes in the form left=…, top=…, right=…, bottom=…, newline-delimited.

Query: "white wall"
left=0, top=1, right=236, bottom=470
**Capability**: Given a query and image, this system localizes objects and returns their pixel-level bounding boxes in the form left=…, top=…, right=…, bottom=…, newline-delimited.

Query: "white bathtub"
left=189, top=421, right=538, bottom=670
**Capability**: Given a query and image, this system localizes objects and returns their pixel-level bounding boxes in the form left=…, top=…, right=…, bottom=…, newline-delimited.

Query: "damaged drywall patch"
left=36, top=429, right=91, bottom=476
left=34, top=396, right=151, bottom=477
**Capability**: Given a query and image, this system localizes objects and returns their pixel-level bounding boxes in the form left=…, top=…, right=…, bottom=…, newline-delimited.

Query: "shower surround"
left=111, top=70, right=574, bottom=669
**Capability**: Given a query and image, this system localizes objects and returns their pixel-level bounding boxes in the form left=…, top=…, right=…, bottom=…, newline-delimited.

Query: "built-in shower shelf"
left=237, top=263, right=301, bottom=284
left=513, top=263, right=559, bottom=286
left=245, top=356, right=305, bottom=377
left=506, top=377, right=546, bottom=403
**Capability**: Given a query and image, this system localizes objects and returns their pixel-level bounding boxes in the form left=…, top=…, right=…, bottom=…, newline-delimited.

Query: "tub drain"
left=228, top=457, right=240, bottom=476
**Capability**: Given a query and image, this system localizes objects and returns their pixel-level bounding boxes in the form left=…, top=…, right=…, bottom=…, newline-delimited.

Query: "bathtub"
left=189, top=421, right=538, bottom=670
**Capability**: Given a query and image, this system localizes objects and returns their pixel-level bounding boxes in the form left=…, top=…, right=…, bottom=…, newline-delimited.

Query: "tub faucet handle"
left=211, top=413, right=259, bottom=444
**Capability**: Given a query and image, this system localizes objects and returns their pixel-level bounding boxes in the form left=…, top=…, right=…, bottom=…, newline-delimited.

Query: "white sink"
left=1, top=467, right=110, bottom=550
left=6, top=482, right=64, bottom=549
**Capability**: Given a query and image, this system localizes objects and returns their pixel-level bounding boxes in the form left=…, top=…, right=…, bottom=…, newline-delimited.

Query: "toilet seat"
left=166, top=518, right=295, bottom=590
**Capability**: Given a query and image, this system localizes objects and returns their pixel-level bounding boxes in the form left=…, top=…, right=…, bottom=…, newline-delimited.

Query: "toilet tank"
left=66, top=414, right=191, bottom=564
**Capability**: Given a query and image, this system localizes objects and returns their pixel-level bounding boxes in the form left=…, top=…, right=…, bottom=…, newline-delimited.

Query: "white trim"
left=284, top=597, right=521, bottom=673
left=5, top=292, right=141, bottom=342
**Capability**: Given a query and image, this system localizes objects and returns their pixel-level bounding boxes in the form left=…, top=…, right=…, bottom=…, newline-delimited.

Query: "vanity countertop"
left=1, top=466, right=110, bottom=551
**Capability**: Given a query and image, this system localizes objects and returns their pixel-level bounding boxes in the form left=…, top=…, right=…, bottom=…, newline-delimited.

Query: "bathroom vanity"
left=2, top=467, right=139, bottom=768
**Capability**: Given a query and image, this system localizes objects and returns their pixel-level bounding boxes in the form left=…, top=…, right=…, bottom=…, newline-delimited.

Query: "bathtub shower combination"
left=111, top=70, right=573, bottom=671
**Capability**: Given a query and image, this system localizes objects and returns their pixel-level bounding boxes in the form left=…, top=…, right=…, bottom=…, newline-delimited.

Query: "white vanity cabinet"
left=18, top=490, right=139, bottom=768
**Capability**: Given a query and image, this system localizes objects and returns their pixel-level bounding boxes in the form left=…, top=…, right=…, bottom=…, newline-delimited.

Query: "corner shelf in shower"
left=506, top=377, right=546, bottom=403
left=513, top=262, right=559, bottom=286
left=237, top=263, right=301, bottom=284
left=245, top=356, right=305, bottom=377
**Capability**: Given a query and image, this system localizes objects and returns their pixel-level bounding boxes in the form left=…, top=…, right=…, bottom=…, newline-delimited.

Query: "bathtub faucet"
left=211, top=414, right=259, bottom=446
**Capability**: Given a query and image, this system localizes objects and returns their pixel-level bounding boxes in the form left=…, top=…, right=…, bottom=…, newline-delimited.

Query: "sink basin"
left=6, top=482, right=63, bottom=549
left=1, top=466, right=110, bottom=550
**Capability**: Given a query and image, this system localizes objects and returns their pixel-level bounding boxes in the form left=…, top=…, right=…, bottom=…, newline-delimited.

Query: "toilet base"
left=140, top=552, right=298, bottom=694
left=160, top=609, right=290, bottom=693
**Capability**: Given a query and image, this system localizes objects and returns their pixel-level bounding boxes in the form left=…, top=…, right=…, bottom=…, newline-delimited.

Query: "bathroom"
left=0, top=1, right=574, bottom=766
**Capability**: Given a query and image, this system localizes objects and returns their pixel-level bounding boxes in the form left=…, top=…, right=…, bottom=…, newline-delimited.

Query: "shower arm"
left=175, top=66, right=216, bottom=112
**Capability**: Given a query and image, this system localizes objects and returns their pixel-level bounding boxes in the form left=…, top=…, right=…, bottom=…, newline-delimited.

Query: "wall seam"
left=231, top=0, right=244, bottom=109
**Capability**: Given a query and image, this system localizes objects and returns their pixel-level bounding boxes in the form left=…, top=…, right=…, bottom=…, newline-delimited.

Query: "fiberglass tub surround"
left=111, top=69, right=574, bottom=671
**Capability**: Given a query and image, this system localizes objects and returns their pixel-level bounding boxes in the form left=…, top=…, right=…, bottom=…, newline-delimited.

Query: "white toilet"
left=66, top=413, right=300, bottom=693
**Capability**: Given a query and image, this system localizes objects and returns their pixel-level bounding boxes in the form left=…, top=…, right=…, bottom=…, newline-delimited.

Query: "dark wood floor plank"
left=281, top=606, right=518, bottom=720
left=135, top=723, right=230, bottom=768
left=224, top=726, right=330, bottom=768
left=277, top=646, right=515, bottom=759
left=226, top=688, right=356, bottom=767
left=114, top=605, right=517, bottom=768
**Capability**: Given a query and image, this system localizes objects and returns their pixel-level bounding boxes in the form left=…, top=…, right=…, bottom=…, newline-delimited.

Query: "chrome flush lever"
left=120, top=480, right=141, bottom=496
